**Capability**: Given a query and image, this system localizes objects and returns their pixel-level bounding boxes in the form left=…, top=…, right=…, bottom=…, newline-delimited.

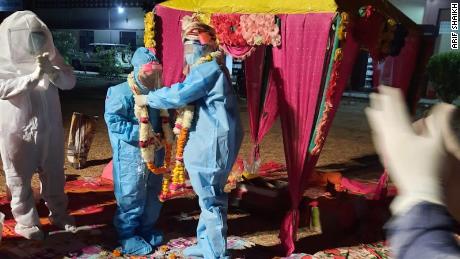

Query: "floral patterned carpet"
left=0, top=175, right=392, bottom=258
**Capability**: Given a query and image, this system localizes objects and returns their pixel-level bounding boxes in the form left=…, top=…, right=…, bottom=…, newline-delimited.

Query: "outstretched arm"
left=47, top=48, right=76, bottom=90
left=144, top=61, right=221, bottom=109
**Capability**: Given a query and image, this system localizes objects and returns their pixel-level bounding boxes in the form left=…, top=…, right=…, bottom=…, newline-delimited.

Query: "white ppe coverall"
left=0, top=11, right=76, bottom=231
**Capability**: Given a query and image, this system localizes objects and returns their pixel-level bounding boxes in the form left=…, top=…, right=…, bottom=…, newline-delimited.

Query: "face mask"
left=137, top=63, right=163, bottom=91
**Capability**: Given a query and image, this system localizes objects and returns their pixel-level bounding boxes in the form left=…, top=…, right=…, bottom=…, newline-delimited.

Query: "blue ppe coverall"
left=386, top=202, right=460, bottom=259
left=104, top=47, right=164, bottom=255
left=145, top=59, right=244, bottom=258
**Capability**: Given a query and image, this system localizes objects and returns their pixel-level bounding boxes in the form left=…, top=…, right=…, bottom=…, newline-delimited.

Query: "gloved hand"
left=31, top=58, right=45, bottom=82
left=134, top=95, right=148, bottom=107
left=37, top=52, right=59, bottom=81
left=365, top=86, right=455, bottom=216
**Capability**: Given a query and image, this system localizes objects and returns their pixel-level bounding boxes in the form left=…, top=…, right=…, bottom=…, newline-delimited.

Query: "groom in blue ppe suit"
left=105, top=47, right=164, bottom=255
left=135, top=19, right=244, bottom=258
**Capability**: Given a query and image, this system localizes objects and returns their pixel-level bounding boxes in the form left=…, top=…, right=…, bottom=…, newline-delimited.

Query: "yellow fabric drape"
left=159, top=0, right=336, bottom=14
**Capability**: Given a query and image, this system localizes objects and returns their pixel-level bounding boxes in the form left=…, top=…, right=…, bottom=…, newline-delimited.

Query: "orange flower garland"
left=159, top=106, right=193, bottom=200
left=170, top=127, right=189, bottom=190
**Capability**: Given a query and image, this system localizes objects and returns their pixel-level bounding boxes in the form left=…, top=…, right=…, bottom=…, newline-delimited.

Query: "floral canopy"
left=146, top=0, right=421, bottom=255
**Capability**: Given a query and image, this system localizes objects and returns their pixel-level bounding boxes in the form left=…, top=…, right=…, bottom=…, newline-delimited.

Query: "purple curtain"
left=268, top=13, right=334, bottom=255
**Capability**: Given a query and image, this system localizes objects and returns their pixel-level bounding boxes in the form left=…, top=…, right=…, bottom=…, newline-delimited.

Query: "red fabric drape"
left=269, top=13, right=334, bottom=255
left=370, top=33, right=421, bottom=199
left=372, top=33, right=420, bottom=95
left=155, top=5, right=192, bottom=85
left=258, top=75, right=279, bottom=142
left=245, top=46, right=266, bottom=146
left=244, top=46, right=279, bottom=162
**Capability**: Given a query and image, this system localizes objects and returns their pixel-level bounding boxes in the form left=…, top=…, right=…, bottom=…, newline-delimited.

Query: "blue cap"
left=131, top=47, right=158, bottom=93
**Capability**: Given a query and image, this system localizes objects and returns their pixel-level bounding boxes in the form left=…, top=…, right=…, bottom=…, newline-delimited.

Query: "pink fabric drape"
left=244, top=46, right=279, bottom=162
left=221, top=45, right=256, bottom=60
left=155, top=5, right=192, bottom=85
left=269, top=13, right=334, bottom=255
left=308, top=35, right=360, bottom=169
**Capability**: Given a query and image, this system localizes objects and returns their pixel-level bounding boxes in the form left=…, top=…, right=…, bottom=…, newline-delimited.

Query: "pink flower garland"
left=240, top=14, right=281, bottom=46
left=210, top=14, right=281, bottom=47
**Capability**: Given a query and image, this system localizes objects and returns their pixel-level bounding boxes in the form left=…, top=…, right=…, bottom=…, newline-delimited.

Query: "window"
left=120, top=31, right=136, bottom=49
left=79, top=31, right=94, bottom=50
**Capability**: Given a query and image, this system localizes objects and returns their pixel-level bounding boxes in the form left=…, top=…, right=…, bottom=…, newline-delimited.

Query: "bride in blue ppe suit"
left=105, top=47, right=165, bottom=255
left=0, top=11, right=76, bottom=240
left=134, top=17, right=244, bottom=258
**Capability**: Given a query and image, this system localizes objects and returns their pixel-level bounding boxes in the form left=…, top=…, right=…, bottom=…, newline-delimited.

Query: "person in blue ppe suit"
left=135, top=18, right=244, bottom=258
left=105, top=47, right=165, bottom=255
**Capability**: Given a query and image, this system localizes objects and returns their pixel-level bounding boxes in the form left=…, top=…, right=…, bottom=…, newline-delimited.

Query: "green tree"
left=426, top=51, right=460, bottom=104
left=51, top=31, right=78, bottom=65
left=96, top=47, right=123, bottom=80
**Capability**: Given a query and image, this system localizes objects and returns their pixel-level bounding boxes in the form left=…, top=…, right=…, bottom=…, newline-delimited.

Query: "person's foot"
left=120, top=236, right=152, bottom=255
left=49, top=214, right=77, bottom=233
left=140, top=230, right=164, bottom=247
left=14, top=224, right=45, bottom=240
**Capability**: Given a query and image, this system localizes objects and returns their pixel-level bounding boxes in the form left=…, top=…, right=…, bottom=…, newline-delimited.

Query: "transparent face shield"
left=8, top=28, right=53, bottom=64
left=138, top=63, right=163, bottom=90
left=183, top=40, right=218, bottom=75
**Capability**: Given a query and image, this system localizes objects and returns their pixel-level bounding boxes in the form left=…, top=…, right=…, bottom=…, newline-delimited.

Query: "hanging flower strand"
left=144, top=11, right=156, bottom=49
left=128, top=73, right=168, bottom=175
left=170, top=106, right=194, bottom=191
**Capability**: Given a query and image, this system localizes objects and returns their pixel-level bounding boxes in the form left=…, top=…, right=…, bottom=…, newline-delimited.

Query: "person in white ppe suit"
left=0, top=11, right=76, bottom=240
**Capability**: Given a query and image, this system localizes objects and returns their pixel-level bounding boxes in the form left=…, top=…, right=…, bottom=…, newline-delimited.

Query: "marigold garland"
left=170, top=107, right=193, bottom=190
left=160, top=106, right=193, bottom=199
left=144, top=11, right=156, bottom=49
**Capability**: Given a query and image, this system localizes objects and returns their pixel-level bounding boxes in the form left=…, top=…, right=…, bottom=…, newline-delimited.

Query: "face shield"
left=9, top=28, right=52, bottom=64
left=137, top=62, right=163, bottom=91
left=183, top=40, right=208, bottom=66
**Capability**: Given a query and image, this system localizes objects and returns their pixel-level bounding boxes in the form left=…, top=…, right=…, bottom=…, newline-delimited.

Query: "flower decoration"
left=144, top=11, right=156, bottom=49
left=359, top=5, right=374, bottom=19
left=378, top=18, right=398, bottom=56
left=129, top=73, right=172, bottom=175
left=211, top=14, right=247, bottom=46
left=112, top=249, right=121, bottom=257
left=197, top=13, right=212, bottom=26
left=337, top=12, right=349, bottom=41
left=240, top=14, right=281, bottom=46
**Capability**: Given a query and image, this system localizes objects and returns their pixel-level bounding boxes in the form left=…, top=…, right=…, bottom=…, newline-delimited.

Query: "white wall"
left=389, top=0, right=426, bottom=24
left=109, top=8, right=145, bottom=30
left=54, top=29, right=144, bottom=48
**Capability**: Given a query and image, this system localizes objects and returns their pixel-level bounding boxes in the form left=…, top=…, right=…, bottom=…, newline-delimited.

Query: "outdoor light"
left=117, top=6, right=124, bottom=14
